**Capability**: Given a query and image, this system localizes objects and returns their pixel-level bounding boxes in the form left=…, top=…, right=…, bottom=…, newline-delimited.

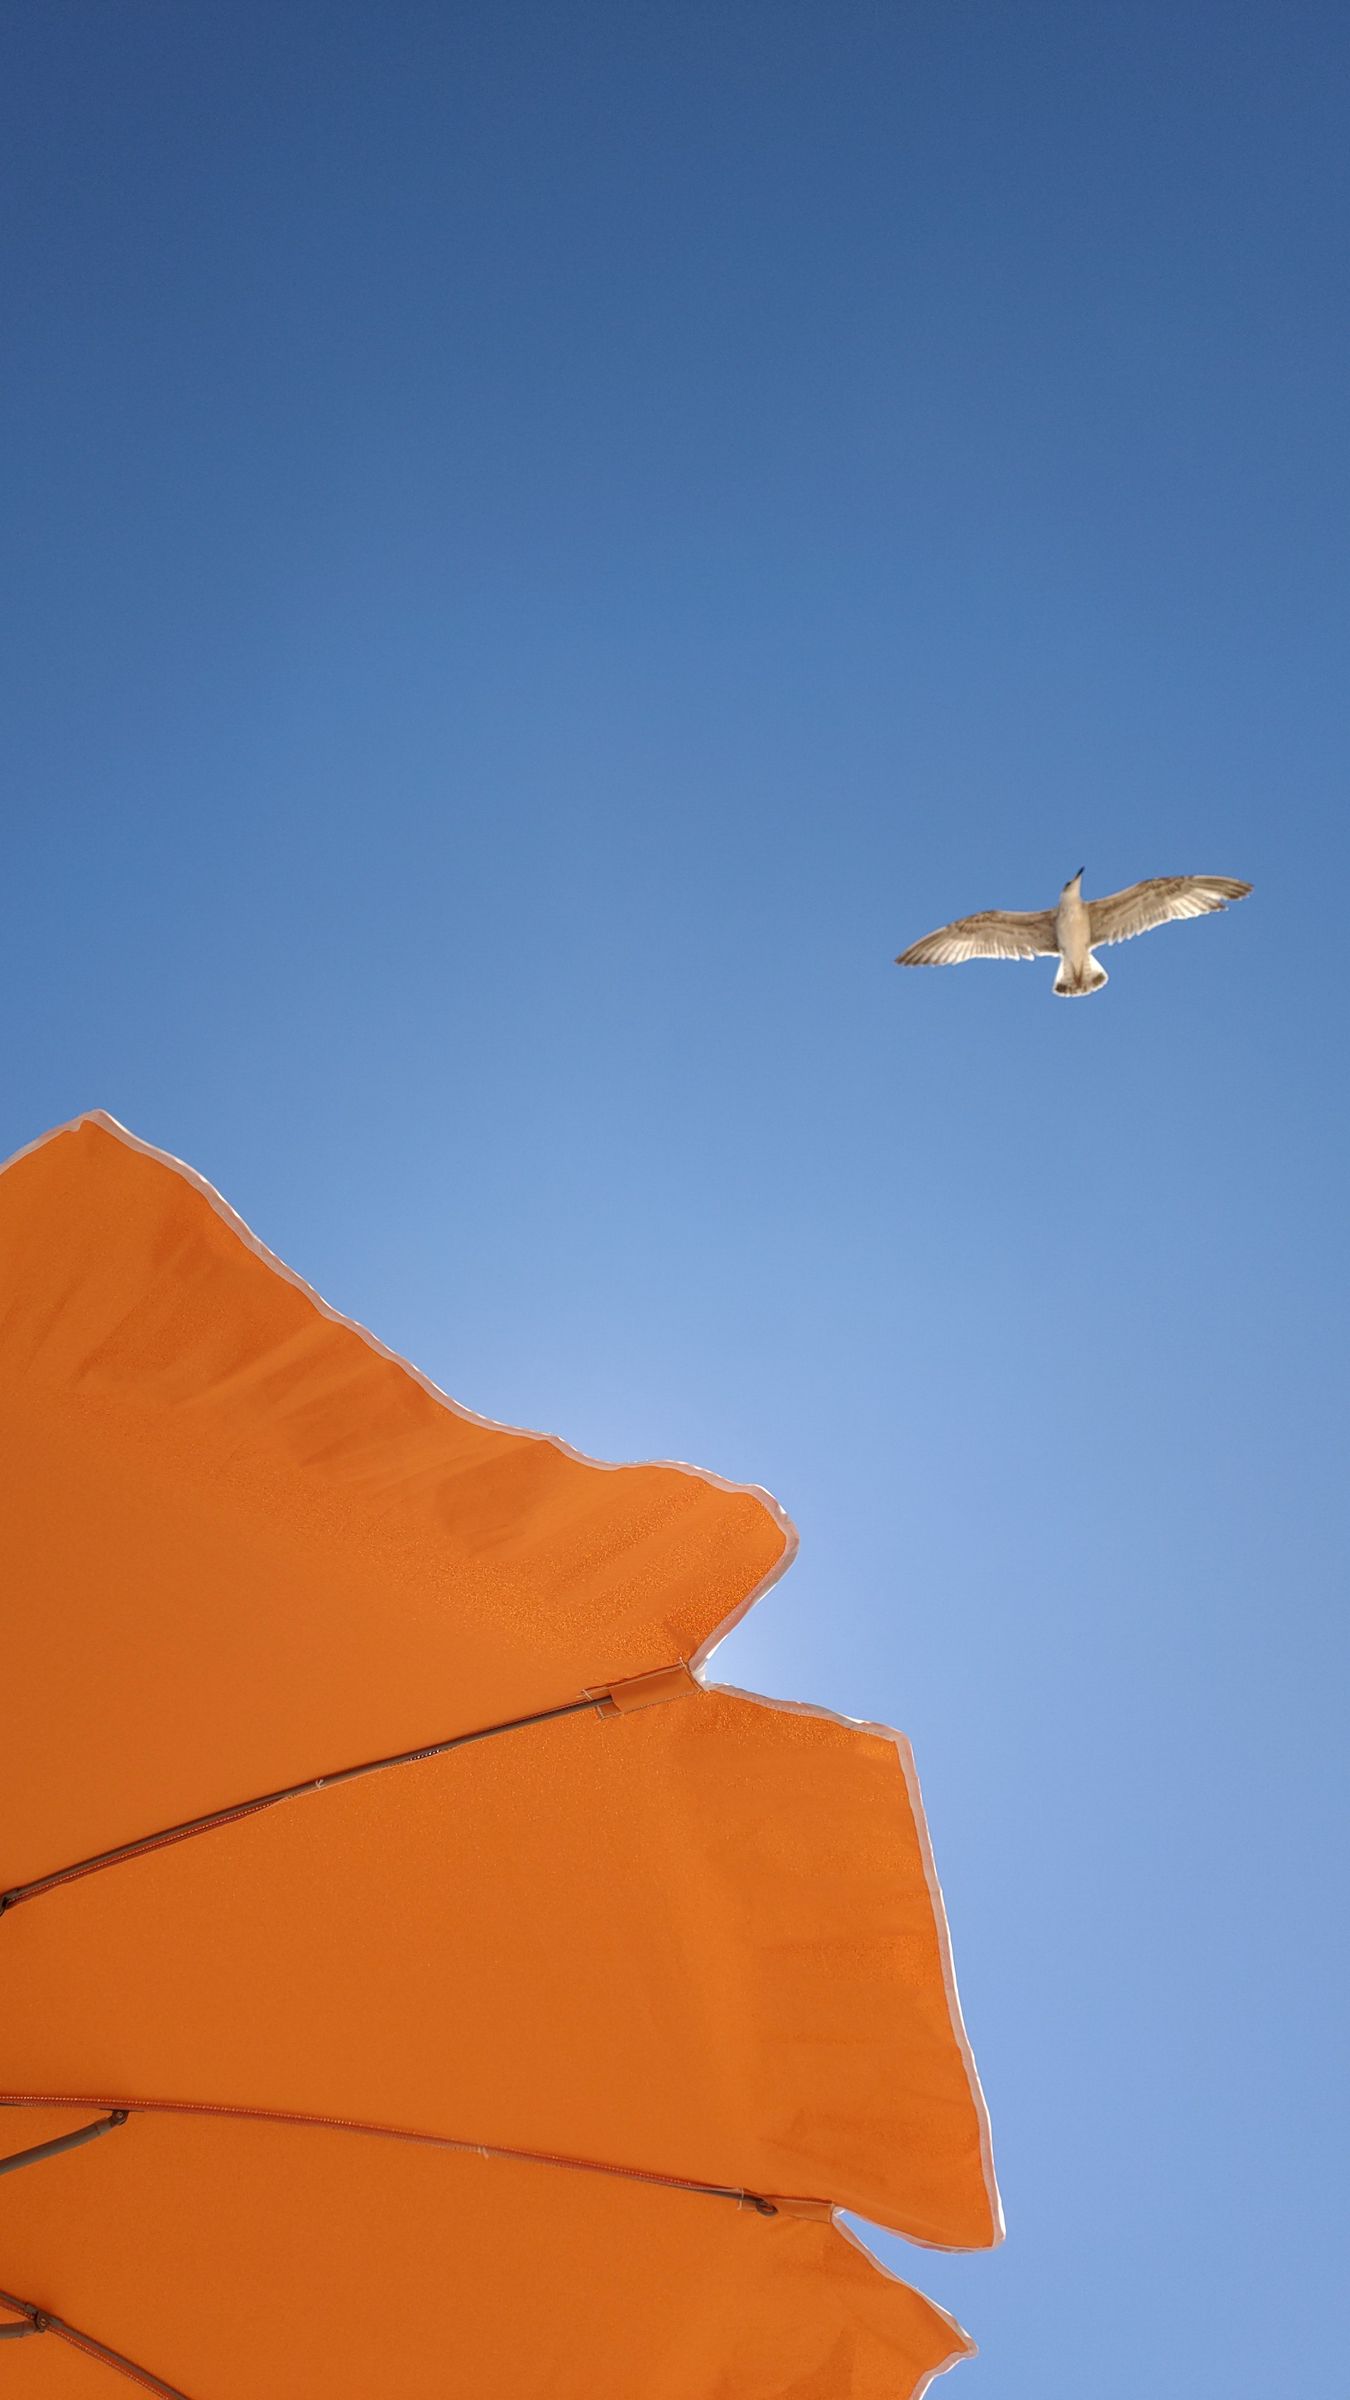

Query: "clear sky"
left=4, top=4, right=1347, bottom=2390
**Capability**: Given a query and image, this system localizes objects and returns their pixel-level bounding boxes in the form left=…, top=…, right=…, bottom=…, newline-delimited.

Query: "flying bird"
left=896, top=870, right=1252, bottom=997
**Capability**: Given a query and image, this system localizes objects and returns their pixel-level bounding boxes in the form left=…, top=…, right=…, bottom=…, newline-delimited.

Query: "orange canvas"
left=1, top=1115, right=1000, bottom=2397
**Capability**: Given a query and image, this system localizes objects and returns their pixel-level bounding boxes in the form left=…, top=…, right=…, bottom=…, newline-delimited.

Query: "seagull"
left=896, top=870, right=1252, bottom=997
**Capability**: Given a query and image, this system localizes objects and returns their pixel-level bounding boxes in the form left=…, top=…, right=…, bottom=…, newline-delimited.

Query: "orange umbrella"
left=0, top=1113, right=1001, bottom=2396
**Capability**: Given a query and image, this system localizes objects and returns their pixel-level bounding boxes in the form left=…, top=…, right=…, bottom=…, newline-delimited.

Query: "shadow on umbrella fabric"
left=0, top=1112, right=1001, bottom=2398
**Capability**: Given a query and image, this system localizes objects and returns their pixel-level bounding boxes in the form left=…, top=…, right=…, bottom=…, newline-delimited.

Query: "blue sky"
left=4, top=3, right=1347, bottom=2389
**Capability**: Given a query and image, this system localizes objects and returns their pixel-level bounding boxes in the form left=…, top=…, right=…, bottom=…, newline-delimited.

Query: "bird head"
left=1062, top=867, right=1085, bottom=893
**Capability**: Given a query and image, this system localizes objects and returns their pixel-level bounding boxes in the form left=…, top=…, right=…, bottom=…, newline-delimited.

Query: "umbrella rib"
left=0, top=2289, right=191, bottom=2395
left=0, top=2094, right=797, bottom=2218
left=0, top=1690, right=613, bottom=1913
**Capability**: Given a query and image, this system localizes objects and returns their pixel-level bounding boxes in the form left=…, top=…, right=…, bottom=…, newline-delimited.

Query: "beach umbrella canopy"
left=0, top=1114, right=1000, bottom=2397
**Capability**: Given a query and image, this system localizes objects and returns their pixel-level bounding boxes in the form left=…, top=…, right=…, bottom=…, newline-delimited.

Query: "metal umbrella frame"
left=1, top=1113, right=1001, bottom=2397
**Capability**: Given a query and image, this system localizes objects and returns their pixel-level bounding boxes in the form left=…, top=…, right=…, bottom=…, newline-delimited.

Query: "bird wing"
left=896, top=908, right=1059, bottom=966
left=1087, top=876, right=1252, bottom=948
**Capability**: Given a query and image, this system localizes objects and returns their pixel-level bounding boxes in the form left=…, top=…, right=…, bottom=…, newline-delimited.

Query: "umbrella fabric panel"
left=0, top=2110, right=973, bottom=2399
left=2, top=1689, right=998, bottom=2248
left=0, top=1117, right=789, bottom=1892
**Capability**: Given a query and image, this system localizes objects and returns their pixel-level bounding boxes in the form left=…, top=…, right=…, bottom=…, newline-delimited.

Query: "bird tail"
left=1053, top=955, right=1108, bottom=997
